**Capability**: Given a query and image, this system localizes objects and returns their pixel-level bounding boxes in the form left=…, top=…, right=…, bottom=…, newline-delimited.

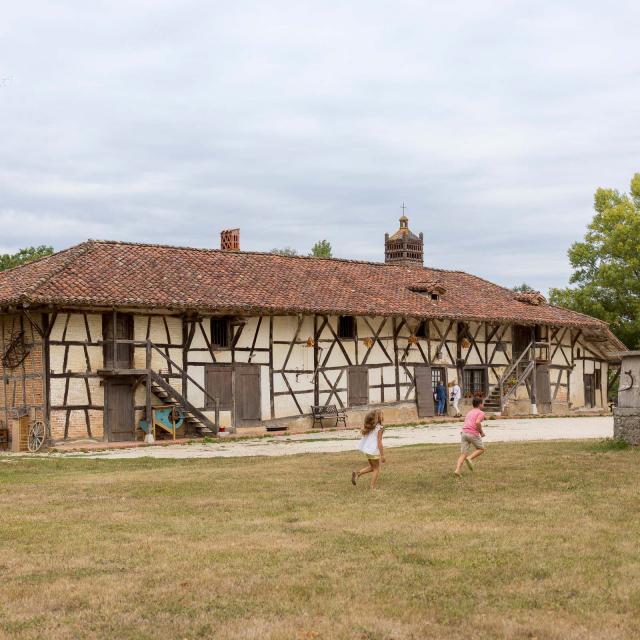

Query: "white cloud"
left=0, top=0, right=638, bottom=291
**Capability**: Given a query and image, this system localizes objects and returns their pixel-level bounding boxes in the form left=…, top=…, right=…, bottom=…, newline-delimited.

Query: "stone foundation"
left=614, top=408, right=640, bottom=445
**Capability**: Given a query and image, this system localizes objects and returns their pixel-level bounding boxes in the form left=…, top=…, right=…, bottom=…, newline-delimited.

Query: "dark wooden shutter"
left=535, top=364, right=552, bottom=413
left=415, top=366, right=435, bottom=417
left=583, top=373, right=595, bottom=408
left=348, top=366, right=369, bottom=406
left=205, top=365, right=233, bottom=410
left=102, top=313, right=133, bottom=369
left=235, top=364, right=261, bottom=424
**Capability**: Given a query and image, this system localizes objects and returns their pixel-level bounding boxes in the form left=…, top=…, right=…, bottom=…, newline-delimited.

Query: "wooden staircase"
left=485, top=342, right=536, bottom=414
left=147, top=371, right=216, bottom=437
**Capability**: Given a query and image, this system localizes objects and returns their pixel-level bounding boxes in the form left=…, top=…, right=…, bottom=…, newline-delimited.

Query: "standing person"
left=351, top=409, right=385, bottom=490
left=454, top=397, right=486, bottom=476
left=450, top=380, right=462, bottom=417
left=436, top=381, right=447, bottom=416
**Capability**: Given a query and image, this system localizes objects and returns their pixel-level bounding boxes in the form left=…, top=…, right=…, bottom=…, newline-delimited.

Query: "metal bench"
left=311, top=405, right=347, bottom=429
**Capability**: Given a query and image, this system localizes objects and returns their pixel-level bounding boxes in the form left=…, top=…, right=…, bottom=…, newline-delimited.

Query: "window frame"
left=462, top=366, right=487, bottom=399
left=338, top=315, right=355, bottom=339
left=211, top=316, right=231, bottom=349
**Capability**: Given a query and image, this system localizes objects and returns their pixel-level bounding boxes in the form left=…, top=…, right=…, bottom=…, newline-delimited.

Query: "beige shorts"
left=461, top=432, right=484, bottom=454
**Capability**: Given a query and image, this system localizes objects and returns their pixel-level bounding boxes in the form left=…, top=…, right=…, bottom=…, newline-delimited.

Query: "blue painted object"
left=140, top=405, right=185, bottom=435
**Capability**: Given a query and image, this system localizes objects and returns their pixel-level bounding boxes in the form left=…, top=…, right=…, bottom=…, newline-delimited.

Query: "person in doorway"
left=454, top=397, right=486, bottom=476
left=352, top=409, right=385, bottom=490
left=435, top=381, right=447, bottom=416
left=450, top=380, right=462, bottom=417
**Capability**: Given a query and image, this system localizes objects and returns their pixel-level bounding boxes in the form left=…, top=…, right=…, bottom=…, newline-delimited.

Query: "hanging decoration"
left=1, top=331, right=30, bottom=370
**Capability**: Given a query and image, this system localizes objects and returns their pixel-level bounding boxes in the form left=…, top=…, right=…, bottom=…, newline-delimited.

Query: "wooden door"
left=535, top=364, right=552, bottom=414
left=105, top=379, right=135, bottom=441
left=584, top=374, right=595, bottom=408
left=235, top=364, right=261, bottom=426
left=415, top=365, right=435, bottom=418
left=347, top=366, right=369, bottom=406
left=103, top=313, right=134, bottom=369
left=513, top=325, right=531, bottom=359
left=205, top=365, right=233, bottom=410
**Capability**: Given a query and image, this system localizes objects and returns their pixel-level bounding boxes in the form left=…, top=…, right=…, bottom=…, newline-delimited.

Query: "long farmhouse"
left=0, top=217, right=624, bottom=444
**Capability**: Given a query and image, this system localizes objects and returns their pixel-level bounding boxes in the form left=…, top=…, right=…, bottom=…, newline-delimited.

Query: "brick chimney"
left=220, top=228, right=240, bottom=251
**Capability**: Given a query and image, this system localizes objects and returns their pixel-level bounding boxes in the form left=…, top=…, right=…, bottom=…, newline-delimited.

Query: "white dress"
left=358, top=424, right=383, bottom=456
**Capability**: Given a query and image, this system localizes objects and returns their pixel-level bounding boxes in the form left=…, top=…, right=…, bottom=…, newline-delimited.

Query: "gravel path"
left=50, top=416, right=613, bottom=459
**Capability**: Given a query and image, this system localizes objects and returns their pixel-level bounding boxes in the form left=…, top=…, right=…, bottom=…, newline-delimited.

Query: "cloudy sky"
left=1, top=1, right=638, bottom=292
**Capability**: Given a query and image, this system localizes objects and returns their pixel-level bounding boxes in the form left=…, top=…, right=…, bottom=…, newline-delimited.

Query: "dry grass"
left=0, top=440, right=639, bottom=640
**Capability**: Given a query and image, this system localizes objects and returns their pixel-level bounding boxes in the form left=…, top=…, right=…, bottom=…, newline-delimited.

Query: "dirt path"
left=46, top=416, right=614, bottom=459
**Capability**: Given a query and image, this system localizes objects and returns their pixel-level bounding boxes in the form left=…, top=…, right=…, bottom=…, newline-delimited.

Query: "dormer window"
left=408, top=281, right=446, bottom=300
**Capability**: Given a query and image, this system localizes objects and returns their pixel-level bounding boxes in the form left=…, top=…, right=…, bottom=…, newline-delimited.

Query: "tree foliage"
left=310, top=239, right=332, bottom=258
left=271, top=247, right=299, bottom=257
left=512, top=283, right=536, bottom=293
left=0, top=245, right=54, bottom=271
left=548, top=173, right=640, bottom=348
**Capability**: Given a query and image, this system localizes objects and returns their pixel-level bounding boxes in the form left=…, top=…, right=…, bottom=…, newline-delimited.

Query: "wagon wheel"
left=27, top=420, right=46, bottom=452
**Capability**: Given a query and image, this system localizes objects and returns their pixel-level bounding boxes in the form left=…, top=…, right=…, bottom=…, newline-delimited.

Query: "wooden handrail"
left=146, top=341, right=219, bottom=409
left=499, top=341, right=535, bottom=411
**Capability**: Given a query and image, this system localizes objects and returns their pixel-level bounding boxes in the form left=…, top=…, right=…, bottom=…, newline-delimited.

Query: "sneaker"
left=465, top=458, right=474, bottom=471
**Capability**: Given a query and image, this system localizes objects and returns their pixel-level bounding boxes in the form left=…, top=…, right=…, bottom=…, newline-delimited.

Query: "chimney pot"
left=220, top=228, right=240, bottom=251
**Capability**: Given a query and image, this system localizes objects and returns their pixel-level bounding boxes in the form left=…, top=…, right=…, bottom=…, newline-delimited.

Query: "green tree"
left=548, top=173, right=640, bottom=348
left=271, top=247, right=299, bottom=257
left=310, top=239, right=332, bottom=258
left=0, top=245, right=54, bottom=271
left=513, top=283, right=536, bottom=293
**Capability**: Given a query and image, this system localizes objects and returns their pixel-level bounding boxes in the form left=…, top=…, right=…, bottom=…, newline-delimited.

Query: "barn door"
left=415, top=366, right=435, bottom=418
left=103, top=313, right=134, bottom=369
left=535, top=364, right=552, bottom=414
left=205, top=364, right=233, bottom=410
left=584, top=374, right=595, bottom=408
left=105, top=379, right=135, bottom=441
left=348, top=366, right=369, bottom=406
left=235, top=364, right=261, bottom=426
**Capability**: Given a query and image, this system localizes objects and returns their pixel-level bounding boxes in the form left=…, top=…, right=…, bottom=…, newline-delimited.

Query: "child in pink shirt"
left=454, top=397, right=486, bottom=476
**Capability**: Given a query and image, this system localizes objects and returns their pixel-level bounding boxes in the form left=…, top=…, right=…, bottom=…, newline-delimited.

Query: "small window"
left=577, top=348, right=581, bottom=358
left=211, top=317, right=231, bottom=348
left=430, top=293, right=439, bottom=301
left=338, top=316, right=355, bottom=339
left=415, top=320, right=428, bottom=339
left=534, top=325, right=548, bottom=341
left=463, top=368, right=487, bottom=398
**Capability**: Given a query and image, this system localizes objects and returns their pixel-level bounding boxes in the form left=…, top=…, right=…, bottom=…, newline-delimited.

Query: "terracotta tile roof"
left=0, top=240, right=623, bottom=347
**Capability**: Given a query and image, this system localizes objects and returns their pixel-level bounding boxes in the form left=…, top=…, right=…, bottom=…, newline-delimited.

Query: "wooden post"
left=313, top=315, right=319, bottom=407
left=112, top=309, right=117, bottom=370
left=214, top=397, right=220, bottom=433
left=269, top=316, right=275, bottom=419
left=530, top=328, right=538, bottom=415
left=145, top=340, right=153, bottom=442
left=392, top=317, right=400, bottom=401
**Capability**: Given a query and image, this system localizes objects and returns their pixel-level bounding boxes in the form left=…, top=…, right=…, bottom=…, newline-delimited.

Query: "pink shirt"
left=462, top=408, right=485, bottom=436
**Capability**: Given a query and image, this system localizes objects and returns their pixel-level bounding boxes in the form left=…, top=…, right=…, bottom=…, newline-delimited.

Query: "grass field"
left=1, top=440, right=639, bottom=640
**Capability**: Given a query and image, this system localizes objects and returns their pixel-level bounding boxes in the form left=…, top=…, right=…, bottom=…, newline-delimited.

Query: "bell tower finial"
left=384, top=207, right=424, bottom=267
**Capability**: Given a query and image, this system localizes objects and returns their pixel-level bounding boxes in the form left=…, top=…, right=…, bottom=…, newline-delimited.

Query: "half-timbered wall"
left=41, top=310, right=612, bottom=440
left=0, top=313, right=46, bottom=435
left=48, top=312, right=104, bottom=440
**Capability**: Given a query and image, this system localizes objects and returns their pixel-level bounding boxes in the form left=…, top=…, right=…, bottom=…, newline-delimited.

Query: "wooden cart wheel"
left=27, top=420, right=46, bottom=452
